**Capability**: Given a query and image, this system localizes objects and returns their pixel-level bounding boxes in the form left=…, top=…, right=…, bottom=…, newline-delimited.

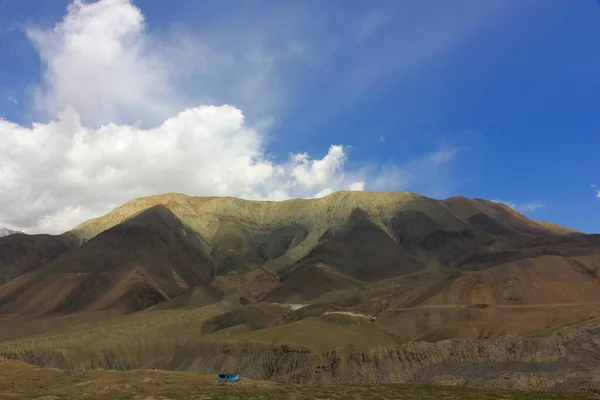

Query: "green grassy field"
left=1, top=357, right=598, bottom=400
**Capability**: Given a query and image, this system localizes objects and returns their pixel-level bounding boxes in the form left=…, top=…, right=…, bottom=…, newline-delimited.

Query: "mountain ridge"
left=1, top=190, right=599, bottom=391
left=68, top=191, right=579, bottom=275
left=1, top=190, right=594, bottom=323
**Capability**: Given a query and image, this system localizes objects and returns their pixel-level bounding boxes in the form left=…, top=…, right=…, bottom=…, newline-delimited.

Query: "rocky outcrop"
left=4, top=317, right=600, bottom=392
left=153, top=333, right=578, bottom=389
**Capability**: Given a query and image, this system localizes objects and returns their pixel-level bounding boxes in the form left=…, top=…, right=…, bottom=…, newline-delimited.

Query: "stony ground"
left=1, top=358, right=598, bottom=400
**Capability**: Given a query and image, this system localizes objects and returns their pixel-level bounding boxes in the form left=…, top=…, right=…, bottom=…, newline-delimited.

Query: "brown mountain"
left=1, top=191, right=596, bottom=320
left=0, top=206, right=219, bottom=315
left=1, top=191, right=600, bottom=391
left=0, top=232, right=77, bottom=285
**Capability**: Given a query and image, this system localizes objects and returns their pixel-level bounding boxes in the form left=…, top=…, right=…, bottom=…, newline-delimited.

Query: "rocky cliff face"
left=3, top=316, right=600, bottom=392
left=150, top=319, right=599, bottom=391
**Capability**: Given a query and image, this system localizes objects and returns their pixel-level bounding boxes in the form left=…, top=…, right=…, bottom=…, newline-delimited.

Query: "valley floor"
left=1, top=357, right=598, bottom=400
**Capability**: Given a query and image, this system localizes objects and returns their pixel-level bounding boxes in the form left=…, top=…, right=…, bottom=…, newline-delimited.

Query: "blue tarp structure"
left=218, top=374, right=240, bottom=382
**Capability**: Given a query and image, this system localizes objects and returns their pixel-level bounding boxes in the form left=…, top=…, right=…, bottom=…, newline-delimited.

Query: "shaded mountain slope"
left=147, top=285, right=224, bottom=311
left=451, top=233, right=600, bottom=270
left=213, top=268, right=281, bottom=298
left=68, top=191, right=577, bottom=278
left=441, top=197, right=569, bottom=236
left=299, top=208, right=423, bottom=281
left=18, top=192, right=594, bottom=311
left=0, top=233, right=77, bottom=285
left=261, top=263, right=366, bottom=303
left=0, top=206, right=218, bottom=315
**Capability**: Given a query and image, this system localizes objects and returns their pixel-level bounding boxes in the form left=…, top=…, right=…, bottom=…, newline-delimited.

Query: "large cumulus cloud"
left=0, top=105, right=369, bottom=233
left=0, top=0, right=456, bottom=233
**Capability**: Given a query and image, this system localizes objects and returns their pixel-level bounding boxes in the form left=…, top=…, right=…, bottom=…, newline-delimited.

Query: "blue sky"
left=0, top=0, right=598, bottom=233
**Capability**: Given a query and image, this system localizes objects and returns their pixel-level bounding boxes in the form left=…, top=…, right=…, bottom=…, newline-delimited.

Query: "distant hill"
left=0, top=228, right=20, bottom=238
left=0, top=232, right=77, bottom=285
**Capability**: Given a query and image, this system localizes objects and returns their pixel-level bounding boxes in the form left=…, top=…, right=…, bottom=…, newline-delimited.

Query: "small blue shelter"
left=218, top=373, right=240, bottom=382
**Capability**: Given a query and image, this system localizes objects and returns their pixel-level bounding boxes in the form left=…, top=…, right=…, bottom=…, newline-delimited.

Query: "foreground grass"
left=1, top=358, right=598, bottom=400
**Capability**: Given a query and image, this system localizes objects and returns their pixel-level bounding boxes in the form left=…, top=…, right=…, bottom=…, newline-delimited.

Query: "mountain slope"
left=1, top=190, right=597, bottom=338
left=0, top=233, right=78, bottom=285
left=69, top=191, right=575, bottom=274
left=64, top=192, right=595, bottom=306
left=0, top=206, right=219, bottom=315
left=2, top=191, right=600, bottom=392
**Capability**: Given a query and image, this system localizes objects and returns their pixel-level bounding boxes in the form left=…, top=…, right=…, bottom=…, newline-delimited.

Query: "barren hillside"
left=1, top=190, right=599, bottom=391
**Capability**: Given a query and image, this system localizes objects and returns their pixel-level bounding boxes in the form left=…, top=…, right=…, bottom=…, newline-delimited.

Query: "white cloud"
left=348, top=181, right=365, bottom=191
left=492, top=199, right=517, bottom=209
left=26, top=0, right=178, bottom=127
left=517, top=202, right=545, bottom=213
left=313, top=188, right=334, bottom=199
left=24, top=0, right=284, bottom=127
left=291, top=145, right=346, bottom=189
left=491, top=199, right=544, bottom=213
left=0, top=0, right=461, bottom=234
left=596, top=190, right=600, bottom=199
left=0, top=106, right=373, bottom=233
left=0, top=100, right=457, bottom=233
left=7, top=96, right=18, bottom=105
